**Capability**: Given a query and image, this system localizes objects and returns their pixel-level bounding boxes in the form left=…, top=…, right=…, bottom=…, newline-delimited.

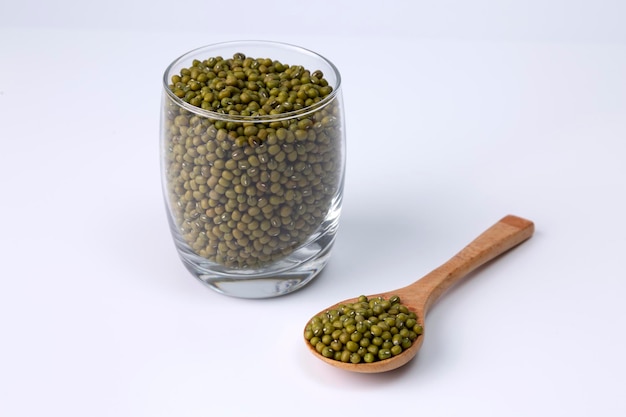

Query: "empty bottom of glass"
left=176, top=233, right=335, bottom=298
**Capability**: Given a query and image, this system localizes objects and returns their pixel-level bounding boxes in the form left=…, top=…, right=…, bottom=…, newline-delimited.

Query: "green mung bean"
left=305, top=295, right=422, bottom=364
left=162, top=52, right=343, bottom=268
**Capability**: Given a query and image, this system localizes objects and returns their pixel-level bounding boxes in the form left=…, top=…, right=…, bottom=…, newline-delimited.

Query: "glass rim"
left=162, top=40, right=342, bottom=122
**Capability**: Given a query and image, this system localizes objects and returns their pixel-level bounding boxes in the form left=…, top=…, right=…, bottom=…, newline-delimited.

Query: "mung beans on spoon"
left=304, top=215, right=535, bottom=373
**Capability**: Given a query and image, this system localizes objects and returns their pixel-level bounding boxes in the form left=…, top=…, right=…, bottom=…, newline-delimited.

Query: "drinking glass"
left=160, top=41, right=346, bottom=298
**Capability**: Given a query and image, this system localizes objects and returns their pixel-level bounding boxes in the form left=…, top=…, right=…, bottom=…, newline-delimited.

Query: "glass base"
left=173, top=229, right=336, bottom=298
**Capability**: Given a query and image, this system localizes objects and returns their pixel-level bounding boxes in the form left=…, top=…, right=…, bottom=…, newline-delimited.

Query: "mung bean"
left=162, top=52, right=343, bottom=268
left=304, top=296, right=423, bottom=364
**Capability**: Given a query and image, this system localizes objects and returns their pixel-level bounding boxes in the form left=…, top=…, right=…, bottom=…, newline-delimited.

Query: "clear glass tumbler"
left=160, top=41, right=346, bottom=298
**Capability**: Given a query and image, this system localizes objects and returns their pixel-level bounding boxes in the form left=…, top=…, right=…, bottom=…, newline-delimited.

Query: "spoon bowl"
left=304, top=215, right=535, bottom=373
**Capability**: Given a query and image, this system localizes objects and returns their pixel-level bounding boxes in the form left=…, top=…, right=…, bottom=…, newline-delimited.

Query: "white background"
left=1, top=1, right=625, bottom=416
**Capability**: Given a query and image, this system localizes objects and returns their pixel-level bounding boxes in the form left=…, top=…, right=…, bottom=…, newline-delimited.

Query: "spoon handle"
left=409, top=215, right=534, bottom=315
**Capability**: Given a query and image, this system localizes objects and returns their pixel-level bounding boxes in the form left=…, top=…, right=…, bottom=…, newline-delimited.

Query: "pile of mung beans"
left=162, top=53, right=343, bottom=268
left=304, top=295, right=423, bottom=364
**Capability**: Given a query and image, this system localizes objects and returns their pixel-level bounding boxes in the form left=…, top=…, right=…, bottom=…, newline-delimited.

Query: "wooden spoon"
left=304, top=215, right=535, bottom=373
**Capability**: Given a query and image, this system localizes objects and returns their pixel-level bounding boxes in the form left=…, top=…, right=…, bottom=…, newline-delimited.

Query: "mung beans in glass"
left=160, top=41, right=346, bottom=298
